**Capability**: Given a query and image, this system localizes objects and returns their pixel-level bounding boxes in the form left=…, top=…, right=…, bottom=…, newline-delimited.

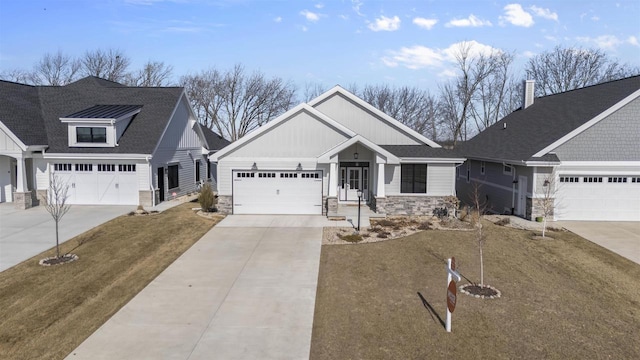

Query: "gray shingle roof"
left=461, top=76, right=640, bottom=163
left=201, top=126, right=230, bottom=151
left=63, top=104, right=142, bottom=119
left=381, top=145, right=463, bottom=158
left=0, top=77, right=186, bottom=154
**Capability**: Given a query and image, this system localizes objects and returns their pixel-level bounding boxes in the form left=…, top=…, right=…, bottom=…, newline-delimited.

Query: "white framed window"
left=54, top=163, right=72, bottom=171
left=168, top=164, right=179, bottom=189
left=76, top=127, right=107, bottom=143
left=480, top=161, right=486, bottom=175
left=75, top=164, right=93, bottom=172
left=195, top=160, right=201, bottom=183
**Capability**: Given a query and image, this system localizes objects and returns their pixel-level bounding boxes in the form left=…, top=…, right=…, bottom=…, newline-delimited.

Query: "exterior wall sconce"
left=296, top=163, right=303, bottom=171
left=251, top=162, right=258, bottom=171
left=543, top=180, right=550, bottom=187
left=354, top=143, right=359, bottom=159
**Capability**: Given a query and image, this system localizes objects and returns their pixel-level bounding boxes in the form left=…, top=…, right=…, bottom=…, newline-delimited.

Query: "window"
left=76, top=127, right=107, bottom=143
left=560, top=176, right=579, bottom=183
left=301, top=173, right=319, bottom=179
left=583, top=177, right=602, bottom=183
left=608, top=177, right=627, bottom=183
left=98, top=164, right=115, bottom=172
left=236, top=172, right=255, bottom=178
left=75, top=164, right=93, bottom=172
left=195, top=160, right=201, bottom=182
left=632, top=177, right=640, bottom=183
left=206, top=160, right=211, bottom=179
left=401, top=164, right=427, bottom=193
left=466, top=162, right=470, bottom=183
left=118, top=164, right=136, bottom=172
left=503, top=164, right=512, bottom=175
left=54, top=163, right=72, bottom=171
left=168, top=164, right=179, bottom=189
left=480, top=161, right=486, bottom=175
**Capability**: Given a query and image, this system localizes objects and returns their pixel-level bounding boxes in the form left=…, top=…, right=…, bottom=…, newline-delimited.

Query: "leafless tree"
left=0, top=68, right=33, bottom=84
left=359, top=84, right=440, bottom=139
left=44, top=174, right=71, bottom=259
left=303, top=82, right=327, bottom=102
left=181, top=64, right=296, bottom=141
left=81, top=48, right=131, bottom=82
left=470, top=182, right=488, bottom=286
left=538, top=170, right=558, bottom=238
left=29, top=50, right=81, bottom=85
left=525, top=45, right=639, bottom=96
left=438, top=42, right=503, bottom=146
left=125, top=60, right=174, bottom=86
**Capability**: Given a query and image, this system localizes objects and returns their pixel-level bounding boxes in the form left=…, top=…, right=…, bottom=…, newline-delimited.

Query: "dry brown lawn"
left=311, top=220, right=640, bottom=360
left=0, top=203, right=220, bottom=360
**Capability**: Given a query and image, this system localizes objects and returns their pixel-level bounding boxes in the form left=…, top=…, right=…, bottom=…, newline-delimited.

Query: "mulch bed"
left=38, top=254, right=78, bottom=267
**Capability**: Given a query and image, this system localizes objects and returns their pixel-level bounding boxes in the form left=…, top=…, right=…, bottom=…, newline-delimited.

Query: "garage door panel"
left=233, top=171, right=322, bottom=215
left=556, top=176, right=640, bottom=221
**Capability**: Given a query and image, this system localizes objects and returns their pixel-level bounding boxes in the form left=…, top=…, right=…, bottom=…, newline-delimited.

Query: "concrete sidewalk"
left=66, top=215, right=326, bottom=360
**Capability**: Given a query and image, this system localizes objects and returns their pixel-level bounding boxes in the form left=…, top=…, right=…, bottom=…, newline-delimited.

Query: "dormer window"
left=61, top=104, right=142, bottom=148
left=77, top=127, right=107, bottom=143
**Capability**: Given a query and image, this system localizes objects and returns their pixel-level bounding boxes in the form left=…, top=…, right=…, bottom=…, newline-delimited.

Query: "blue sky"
left=1, top=0, right=639, bottom=92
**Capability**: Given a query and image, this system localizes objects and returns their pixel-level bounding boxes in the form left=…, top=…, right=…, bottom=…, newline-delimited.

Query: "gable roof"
left=308, top=86, right=442, bottom=148
left=461, top=76, right=640, bottom=163
left=200, top=126, right=230, bottom=151
left=0, top=77, right=187, bottom=155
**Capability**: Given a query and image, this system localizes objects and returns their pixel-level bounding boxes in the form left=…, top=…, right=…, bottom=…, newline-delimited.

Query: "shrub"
left=418, top=221, right=431, bottom=230
left=432, top=207, right=448, bottom=219
left=338, top=233, right=363, bottom=243
left=377, top=231, right=390, bottom=239
left=495, top=217, right=511, bottom=226
left=199, top=183, right=215, bottom=212
left=376, top=219, right=396, bottom=227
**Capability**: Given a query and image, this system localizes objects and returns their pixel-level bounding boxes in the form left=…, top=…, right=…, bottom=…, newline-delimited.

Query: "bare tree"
left=438, top=42, right=503, bottom=146
left=0, top=68, right=34, bottom=84
left=470, top=182, right=488, bottom=286
left=81, top=48, right=131, bottom=82
left=359, top=84, right=440, bottom=139
left=30, top=50, right=81, bottom=85
left=303, top=82, right=327, bottom=102
left=44, top=174, right=71, bottom=259
left=125, top=60, right=174, bottom=86
left=181, top=64, right=296, bottom=141
left=538, top=169, right=558, bottom=238
left=525, top=45, right=639, bottom=96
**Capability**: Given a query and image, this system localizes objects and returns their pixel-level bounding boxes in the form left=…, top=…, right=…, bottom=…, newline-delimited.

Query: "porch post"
left=13, top=154, right=32, bottom=209
left=329, top=162, right=338, bottom=197
left=16, top=156, right=27, bottom=192
left=376, top=162, right=385, bottom=197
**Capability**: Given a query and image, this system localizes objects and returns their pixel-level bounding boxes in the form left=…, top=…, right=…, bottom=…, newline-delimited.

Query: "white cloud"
left=301, top=25, right=309, bottom=32
left=577, top=35, right=623, bottom=50
left=500, top=4, right=534, bottom=27
left=339, top=14, right=349, bottom=20
left=522, top=50, right=537, bottom=58
left=382, top=40, right=501, bottom=70
left=529, top=6, right=558, bottom=21
left=315, top=3, right=324, bottom=9
left=300, top=9, right=320, bottom=22
left=445, top=14, right=491, bottom=28
left=591, top=16, right=600, bottom=21
left=413, top=17, right=438, bottom=30
left=352, top=0, right=364, bottom=16
left=368, top=15, right=401, bottom=32
left=628, top=36, right=639, bottom=46
left=274, top=16, right=282, bottom=23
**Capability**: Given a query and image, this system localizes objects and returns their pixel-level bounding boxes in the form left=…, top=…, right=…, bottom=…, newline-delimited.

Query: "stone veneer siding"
left=527, top=197, right=554, bottom=221
left=12, top=191, right=33, bottom=210
left=217, top=195, right=232, bottom=214
left=36, top=189, right=48, bottom=205
left=324, top=196, right=337, bottom=216
left=139, top=190, right=154, bottom=208
left=377, top=195, right=450, bottom=216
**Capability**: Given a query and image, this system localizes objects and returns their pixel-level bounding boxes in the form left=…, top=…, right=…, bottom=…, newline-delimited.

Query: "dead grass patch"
left=311, top=221, right=640, bottom=359
left=0, top=203, right=219, bottom=360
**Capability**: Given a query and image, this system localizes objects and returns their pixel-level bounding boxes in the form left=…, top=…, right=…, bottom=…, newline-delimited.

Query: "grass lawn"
left=310, top=221, right=640, bottom=359
left=0, top=203, right=220, bottom=360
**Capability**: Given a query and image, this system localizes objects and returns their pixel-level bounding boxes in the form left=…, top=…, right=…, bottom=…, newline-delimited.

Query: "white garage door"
left=232, top=170, right=323, bottom=214
left=52, top=163, right=139, bottom=205
left=555, top=175, right=640, bottom=221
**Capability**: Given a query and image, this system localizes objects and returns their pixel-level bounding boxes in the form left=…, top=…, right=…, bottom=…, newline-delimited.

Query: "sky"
left=0, top=0, right=639, bottom=93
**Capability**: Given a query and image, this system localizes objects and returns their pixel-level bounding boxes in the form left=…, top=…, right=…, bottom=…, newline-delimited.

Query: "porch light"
left=296, top=163, right=303, bottom=171
left=354, top=143, right=359, bottom=159
left=543, top=180, right=550, bottom=187
left=251, top=162, right=258, bottom=171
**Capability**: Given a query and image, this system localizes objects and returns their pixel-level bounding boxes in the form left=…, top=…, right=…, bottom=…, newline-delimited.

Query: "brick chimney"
left=523, top=80, right=535, bottom=109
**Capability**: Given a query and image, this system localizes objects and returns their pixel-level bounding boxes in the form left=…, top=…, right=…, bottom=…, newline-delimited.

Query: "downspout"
left=146, top=156, right=155, bottom=207
left=507, top=163, right=517, bottom=215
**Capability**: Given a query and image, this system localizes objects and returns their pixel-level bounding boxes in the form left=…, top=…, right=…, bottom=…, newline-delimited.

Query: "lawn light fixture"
left=356, top=189, right=363, bottom=232
left=251, top=162, right=258, bottom=171
left=296, top=163, right=303, bottom=171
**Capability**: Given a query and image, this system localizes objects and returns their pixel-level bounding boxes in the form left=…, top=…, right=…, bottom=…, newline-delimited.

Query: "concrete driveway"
left=66, top=215, right=345, bottom=360
left=556, top=221, right=640, bottom=264
left=0, top=203, right=131, bottom=272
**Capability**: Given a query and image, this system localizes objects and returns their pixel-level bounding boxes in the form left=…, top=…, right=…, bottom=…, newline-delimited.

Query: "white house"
left=210, top=86, right=465, bottom=216
left=0, top=76, right=228, bottom=209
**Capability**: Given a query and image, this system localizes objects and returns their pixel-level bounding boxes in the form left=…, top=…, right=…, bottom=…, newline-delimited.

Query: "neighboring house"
left=457, top=76, right=640, bottom=221
left=0, top=76, right=226, bottom=209
left=210, top=86, right=465, bottom=215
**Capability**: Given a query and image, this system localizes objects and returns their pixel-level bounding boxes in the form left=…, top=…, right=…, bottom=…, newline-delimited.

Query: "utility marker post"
left=446, top=257, right=461, bottom=333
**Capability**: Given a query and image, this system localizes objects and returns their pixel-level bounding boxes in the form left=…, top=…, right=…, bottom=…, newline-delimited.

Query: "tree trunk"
left=55, top=220, right=60, bottom=258
left=479, top=244, right=484, bottom=286
left=542, top=217, right=547, bottom=238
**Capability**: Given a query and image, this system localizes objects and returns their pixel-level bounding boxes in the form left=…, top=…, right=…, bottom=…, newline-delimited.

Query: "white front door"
left=347, top=167, right=361, bottom=200
left=517, top=175, right=527, bottom=216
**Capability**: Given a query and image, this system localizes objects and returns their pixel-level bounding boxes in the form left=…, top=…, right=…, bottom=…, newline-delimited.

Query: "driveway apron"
left=66, top=215, right=329, bottom=360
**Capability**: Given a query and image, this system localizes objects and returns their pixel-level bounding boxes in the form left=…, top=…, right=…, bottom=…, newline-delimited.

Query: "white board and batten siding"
left=313, top=94, right=422, bottom=145
left=384, top=163, right=457, bottom=196
left=152, top=96, right=203, bottom=196
left=0, top=128, right=23, bottom=154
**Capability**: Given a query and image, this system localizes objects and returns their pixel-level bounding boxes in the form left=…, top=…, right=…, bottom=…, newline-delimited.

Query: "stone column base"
left=13, top=191, right=33, bottom=210
left=373, top=196, right=386, bottom=215
left=325, top=196, right=338, bottom=216
left=217, top=195, right=232, bottom=214
left=139, top=190, right=154, bottom=208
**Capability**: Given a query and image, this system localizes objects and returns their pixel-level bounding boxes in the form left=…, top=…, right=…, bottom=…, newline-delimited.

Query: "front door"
left=346, top=167, right=361, bottom=200
left=517, top=175, right=527, bottom=216
left=157, top=167, right=165, bottom=202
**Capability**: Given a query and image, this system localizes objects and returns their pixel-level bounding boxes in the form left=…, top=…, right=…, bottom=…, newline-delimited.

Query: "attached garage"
left=555, top=175, right=640, bottom=221
left=232, top=170, right=323, bottom=214
left=53, top=163, right=139, bottom=205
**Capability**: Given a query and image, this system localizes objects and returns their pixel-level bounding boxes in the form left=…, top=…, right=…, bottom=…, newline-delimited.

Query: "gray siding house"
left=457, top=76, right=640, bottom=221
left=211, top=86, right=465, bottom=216
left=0, top=77, right=228, bottom=209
